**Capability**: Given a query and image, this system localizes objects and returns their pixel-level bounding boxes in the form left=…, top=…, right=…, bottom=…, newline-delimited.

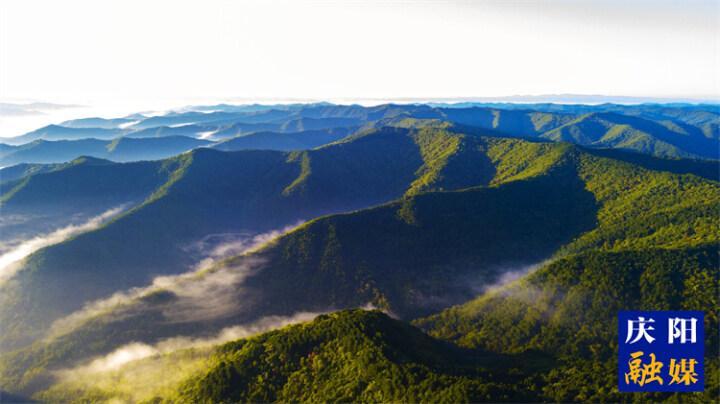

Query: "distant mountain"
left=432, top=107, right=719, bottom=159
left=210, top=121, right=286, bottom=138
left=128, top=111, right=267, bottom=129
left=0, top=125, right=359, bottom=167
left=104, top=136, right=212, bottom=161
left=0, top=143, right=15, bottom=157
left=125, top=124, right=217, bottom=139
left=209, top=117, right=361, bottom=140
left=2, top=125, right=125, bottom=145
left=3, top=103, right=718, bottom=159
left=212, top=128, right=355, bottom=151
left=60, top=116, right=140, bottom=129
left=539, top=112, right=718, bottom=159
left=279, top=117, right=362, bottom=132
left=0, top=136, right=211, bottom=166
left=438, top=107, right=576, bottom=137
left=0, top=139, right=108, bottom=166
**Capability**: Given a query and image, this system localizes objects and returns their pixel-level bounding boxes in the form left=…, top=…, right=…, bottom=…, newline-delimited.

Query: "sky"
left=0, top=0, right=718, bottom=134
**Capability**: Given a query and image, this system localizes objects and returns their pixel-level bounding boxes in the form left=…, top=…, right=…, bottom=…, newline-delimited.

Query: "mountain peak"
left=69, top=155, right=115, bottom=166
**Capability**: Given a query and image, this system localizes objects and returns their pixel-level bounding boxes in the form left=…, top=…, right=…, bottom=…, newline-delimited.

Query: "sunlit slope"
left=37, top=310, right=552, bottom=403
left=170, top=310, right=552, bottom=403
left=415, top=245, right=719, bottom=402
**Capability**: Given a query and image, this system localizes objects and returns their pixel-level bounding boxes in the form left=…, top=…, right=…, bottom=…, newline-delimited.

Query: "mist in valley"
left=0, top=207, right=125, bottom=285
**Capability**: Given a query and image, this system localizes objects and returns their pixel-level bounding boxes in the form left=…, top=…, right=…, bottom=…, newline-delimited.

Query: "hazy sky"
left=1, top=0, right=719, bottom=104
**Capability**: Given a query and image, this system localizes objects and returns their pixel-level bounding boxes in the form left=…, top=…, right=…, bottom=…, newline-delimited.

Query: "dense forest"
left=0, top=104, right=717, bottom=403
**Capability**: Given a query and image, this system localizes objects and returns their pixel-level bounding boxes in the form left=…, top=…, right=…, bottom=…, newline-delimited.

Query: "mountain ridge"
left=1, top=127, right=717, bottom=398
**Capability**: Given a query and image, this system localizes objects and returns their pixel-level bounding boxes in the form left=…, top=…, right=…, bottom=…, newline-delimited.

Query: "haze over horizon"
left=1, top=93, right=719, bottom=139
left=2, top=0, right=718, bottom=101
left=2, top=0, right=719, bottom=136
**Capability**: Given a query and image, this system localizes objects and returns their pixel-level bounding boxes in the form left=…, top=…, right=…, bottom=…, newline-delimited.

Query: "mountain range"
left=0, top=103, right=717, bottom=168
left=0, top=105, right=717, bottom=402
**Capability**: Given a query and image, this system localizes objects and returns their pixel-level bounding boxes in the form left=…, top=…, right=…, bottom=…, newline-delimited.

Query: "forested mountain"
left=415, top=246, right=718, bottom=402
left=0, top=126, right=464, bottom=351
left=211, top=128, right=356, bottom=152
left=539, top=112, right=717, bottom=159
left=1, top=0, right=716, bottom=399
left=0, top=122, right=717, bottom=401
left=1, top=125, right=125, bottom=145
left=35, top=310, right=552, bottom=403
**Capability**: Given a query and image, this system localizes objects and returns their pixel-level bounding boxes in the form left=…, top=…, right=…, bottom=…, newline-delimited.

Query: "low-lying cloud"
left=47, top=310, right=326, bottom=403
left=0, top=207, right=124, bottom=285
left=186, top=222, right=302, bottom=272
left=75, top=310, right=323, bottom=373
left=118, top=120, right=141, bottom=129
left=197, top=129, right=218, bottom=139
left=477, top=260, right=548, bottom=295
left=49, top=222, right=304, bottom=336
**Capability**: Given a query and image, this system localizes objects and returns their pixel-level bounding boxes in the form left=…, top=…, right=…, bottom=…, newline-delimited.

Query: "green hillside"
left=170, top=310, right=551, bottom=403
left=415, top=245, right=719, bottom=402
left=36, top=310, right=550, bottom=403
left=34, top=265, right=719, bottom=404
left=2, top=128, right=718, bottom=396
